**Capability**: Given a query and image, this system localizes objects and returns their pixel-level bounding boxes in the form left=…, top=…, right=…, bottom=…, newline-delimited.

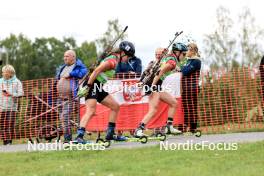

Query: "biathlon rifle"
left=140, top=31, right=183, bottom=86
left=78, top=26, right=128, bottom=87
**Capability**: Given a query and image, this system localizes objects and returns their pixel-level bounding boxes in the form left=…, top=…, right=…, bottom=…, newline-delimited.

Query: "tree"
left=0, top=19, right=126, bottom=80
left=0, top=35, right=98, bottom=80
left=96, top=19, right=127, bottom=55
left=32, top=37, right=69, bottom=79
left=203, top=6, right=264, bottom=70
left=75, top=41, right=97, bottom=67
left=238, top=7, right=264, bottom=67
left=203, top=6, right=237, bottom=71
left=0, top=34, right=35, bottom=80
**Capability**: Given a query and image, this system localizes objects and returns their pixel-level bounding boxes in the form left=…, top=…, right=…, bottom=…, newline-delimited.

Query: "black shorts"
left=145, top=79, right=163, bottom=95
left=84, top=80, right=109, bottom=103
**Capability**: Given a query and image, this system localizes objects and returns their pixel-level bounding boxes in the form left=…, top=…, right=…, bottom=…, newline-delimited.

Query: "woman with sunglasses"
left=74, top=42, right=134, bottom=143
left=134, top=43, right=187, bottom=137
left=181, top=43, right=201, bottom=133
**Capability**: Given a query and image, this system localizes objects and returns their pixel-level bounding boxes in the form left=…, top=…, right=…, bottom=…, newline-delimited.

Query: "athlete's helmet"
left=172, top=42, right=188, bottom=52
left=119, top=41, right=135, bottom=56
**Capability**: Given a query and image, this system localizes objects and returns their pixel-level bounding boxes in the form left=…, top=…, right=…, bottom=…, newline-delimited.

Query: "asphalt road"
left=1, top=132, right=264, bottom=153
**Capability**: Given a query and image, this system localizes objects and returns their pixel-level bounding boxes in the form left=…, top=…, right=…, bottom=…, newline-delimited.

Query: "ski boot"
left=164, top=124, right=182, bottom=135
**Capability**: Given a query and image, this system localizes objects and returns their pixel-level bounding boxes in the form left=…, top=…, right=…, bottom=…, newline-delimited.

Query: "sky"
left=0, top=0, right=264, bottom=68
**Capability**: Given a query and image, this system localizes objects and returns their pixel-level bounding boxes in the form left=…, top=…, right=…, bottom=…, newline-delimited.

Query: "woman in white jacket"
left=0, top=65, right=23, bottom=145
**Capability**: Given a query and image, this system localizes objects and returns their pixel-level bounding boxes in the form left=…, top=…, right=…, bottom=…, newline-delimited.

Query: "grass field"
left=0, top=141, right=264, bottom=176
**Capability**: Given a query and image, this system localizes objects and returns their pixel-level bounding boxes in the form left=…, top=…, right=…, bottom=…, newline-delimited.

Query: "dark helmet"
left=172, top=42, right=188, bottom=52
left=119, top=41, right=135, bottom=56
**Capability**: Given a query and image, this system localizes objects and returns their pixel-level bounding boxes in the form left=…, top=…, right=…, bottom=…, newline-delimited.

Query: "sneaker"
left=63, top=134, right=72, bottom=143
left=165, top=125, right=182, bottom=134
left=105, top=132, right=127, bottom=141
left=63, top=139, right=72, bottom=144
left=3, top=140, right=12, bottom=145
left=134, top=128, right=147, bottom=137
left=73, top=136, right=87, bottom=144
left=112, top=135, right=127, bottom=141
left=105, top=129, right=114, bottom=141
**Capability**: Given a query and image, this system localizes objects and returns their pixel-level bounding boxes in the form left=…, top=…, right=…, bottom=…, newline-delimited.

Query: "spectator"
left=140, top=47, right=168, bottom=84
left=115, top=41, right=142, bottom=78
left=0, top=65, right=24, bottom=145
left=181, top=43, right=201, bottom=132
left=56, top=50, right=88, bottom=142
left=259, top=55, right=264, bottom=115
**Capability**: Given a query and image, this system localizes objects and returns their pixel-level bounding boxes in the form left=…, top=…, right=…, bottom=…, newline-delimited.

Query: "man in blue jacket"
left=115, top=41, right=142, bottom=78
left=56, top=50, right=88, bottom=142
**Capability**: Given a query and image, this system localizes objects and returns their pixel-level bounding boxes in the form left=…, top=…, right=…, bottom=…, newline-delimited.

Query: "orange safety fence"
left=0, top=68, right=263, bottom=143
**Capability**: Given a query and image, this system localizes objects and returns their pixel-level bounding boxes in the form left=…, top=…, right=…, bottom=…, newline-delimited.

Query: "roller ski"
left=158, top=125, right=202, bottom=137
left=96, top=128, right=149, bottom=145
left=63, top=137, right=109, bottom=150
left=96, top=134, right=148, bottom=146
left=152, top=119, right=182, bottom=139
left=181, top=129, right=202, bottom=137
left=147, top=132, right=166, bottom=142
left=96, top=126, right=148, bottom=147
left=95, top=126, right=128, bottom=147
left=134, top=127, right=166, bottom=142
left=68, top=127, right=110, bottom=148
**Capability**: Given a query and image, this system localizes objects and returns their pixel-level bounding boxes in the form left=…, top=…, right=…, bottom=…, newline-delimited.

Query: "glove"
left=77, top=85, right=89, bottom=98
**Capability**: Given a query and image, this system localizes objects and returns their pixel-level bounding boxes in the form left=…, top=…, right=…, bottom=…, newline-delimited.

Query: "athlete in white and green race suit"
left=134, top=46, right=186, bottom=137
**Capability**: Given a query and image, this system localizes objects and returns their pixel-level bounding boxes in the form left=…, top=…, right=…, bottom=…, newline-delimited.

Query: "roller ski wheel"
left=96, top=138, right=111, bottom=148
left=155, top=132, right=166, bottom=141
left=148, top=133, right=166, bottom=142
left=120, top=136, right=148, bottom=144
left=182, top=130, right=202, bottom=137
left=104, top=140, right=111, bottom=148
left=139, top=136, right=148, bottom=144
left=194, top=130, right=202, bottom=137
left=37, top=125, right=61, bottom=143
